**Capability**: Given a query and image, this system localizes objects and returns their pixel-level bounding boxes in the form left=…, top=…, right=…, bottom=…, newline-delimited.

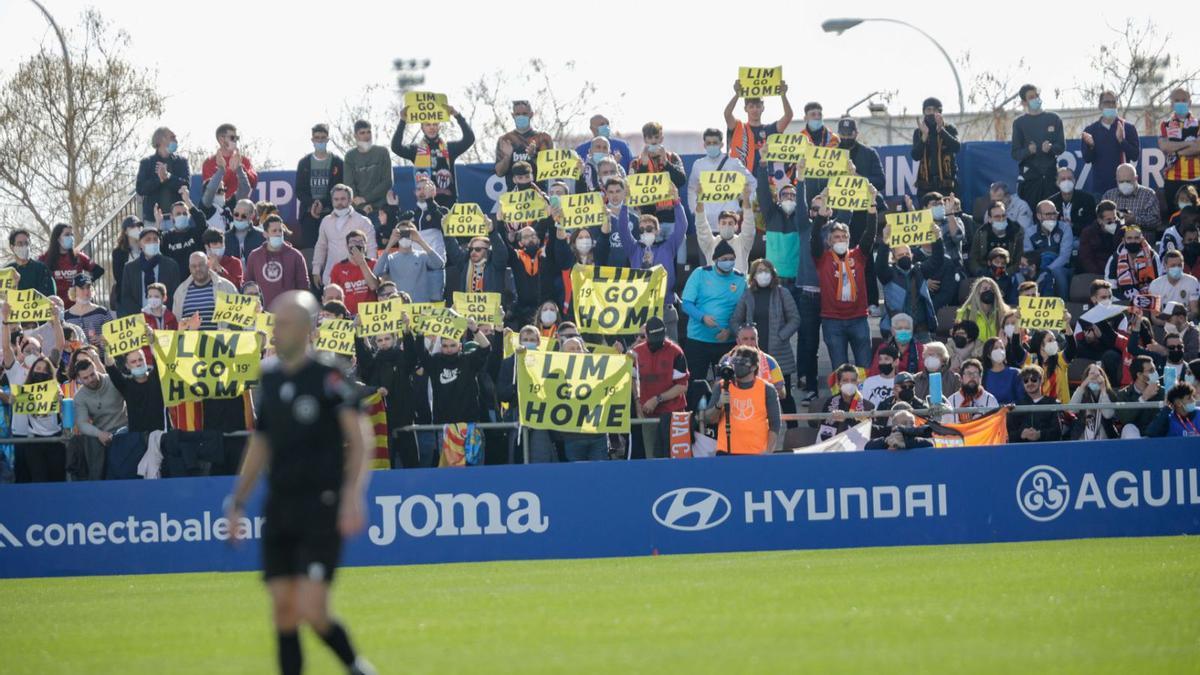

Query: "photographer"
left=865, top=407, right=934, bottom=450
left=703, top=346, right=780, bottom=455
left=373, top=218, right=446, bottom=303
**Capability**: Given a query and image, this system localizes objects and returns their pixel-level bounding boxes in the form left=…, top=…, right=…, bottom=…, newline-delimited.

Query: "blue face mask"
left=143, top=242, right=160, bottom=257
left=1028, top=97, right=1043, bottom=112
left=60, top=235, right=74, bottom=250
left=931, top=205, right=946, bottom=221
left=173, top=215, right=189, bottom=230
left=209, top=247, right=225, bottom=258
left=1087, top=382, right=1100, bottom=394
left=1169, top=266, right=1184, bottom=280
left=1175, top=102, right=1190, bottom=116
left=233, top=219, right=250, bottom=231
left=130, top=365, right=149, bottom=378
left=514, top=114, right=531, bottom=130
left=313, top=141, right=327, bottom=152
left=894, top=329, right=913, bottom=344
left=597, top=124, right=610, bottom=138
left=1102, top=108, right=1117, bottom=119
left=716, top=259, right=735, bottom=273
left=167, top=141, right=178, bottom=154
left=269, top=235, right=284, bottom=248
left=705, top=145, right=722, bottom=159
left=807, top=119, right=824, bottom=132
left=591, top=152, right=607, bottom=164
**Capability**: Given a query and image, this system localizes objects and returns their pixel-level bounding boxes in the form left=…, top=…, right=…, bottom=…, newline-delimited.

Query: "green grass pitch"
left=1, top=536, right=1197, bottom=674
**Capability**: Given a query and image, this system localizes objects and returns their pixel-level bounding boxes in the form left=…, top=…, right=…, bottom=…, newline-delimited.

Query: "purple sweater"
left=614, top=202, right=687, bottom=305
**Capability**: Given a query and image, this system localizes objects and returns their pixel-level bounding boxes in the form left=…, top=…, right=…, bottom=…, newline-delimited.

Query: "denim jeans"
left=1047, top=266, right=1070, bottom=300
left=822, top=317, right=872, bottom=370
left=563, top=435, right=608, bottom=461
left=527, top=429, right=557, bottom=463
left=789, top=287, right=822, bottom=394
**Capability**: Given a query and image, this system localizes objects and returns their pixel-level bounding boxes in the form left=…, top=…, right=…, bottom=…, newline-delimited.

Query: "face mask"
left=733, top=361, right=755, bottom=379
left=1059, top=180, right=1075, bottom=193
left=716, top=259, right=735, bottom=273
left=128, top=228, right=143, bottom=242
left=1147, top=371, right=1159, bottom=385
left=931, top=205, right=946, bottom=220
left=1044, top=341, right=1059, bottom=356
left=839, top=383, right=857, bottom=397
left=131, top=365, right=149, bottom=378
left=143, top=243, right=160, bottom=257
left=705, top=145, right=722, bottom=159
left=520, top=340, right=540, bottom=351
left=596, top=124, right=610, bottom=138
left=167, top=141, right=178, bottom=153
left=1028, top=97, right=1043, bottom=112
left=1118, top=182, right=1135, bottom=196
left=646, top=335, right=665, bottom=351
left=980, top=290, right=996, bottom=304
left=522, top=243, right=539, bottom=256
left=269, top=235, right=284, bottom=249
left=333, top=207, right=351, bottom=217
left=806, top=119, right=823, bottom=132
left=60, top=235, right=74, bottom=250
left=838, top=138, right=857, bottom=150
left=1180, top=201, right=1192, bottom=211
left=1102, top=221, right=1117, bottom=234
left=174, top=215, right=191, bottom=231
left=514, top=115, right=531, bottom=130
left=591, top=152, right=607, bottom=164
left=398, top=238, right=414, bottom=250
left=1018, top=266, right=1032, bottom=278
left=832, top=242, right=849, bottom=256
left=924, top=356, right=941, bottom=372
left=313, top=141, right=327, bottom=152
left=1168, top=266, right=1183, bottom=280
left=540, top=310, right=557, bottom=325
left=1004, top=324, right=1017, bottom=337
left=952, top=335, right=968, bottom=348
left=983, top=350, right=1004, bottom=366
left=898, top=387, right=914, bottom=401
left=962, top=381, right=980, bottom=395
left=1102, top=108, right=1117, bottom=119
left=640, top=232, right=657, bottom=247
left=895, top=329, right=913, bottom=343
left=211, top=194, right=226, bottom=210
left=992, top=221, right=1007, bottom=234
left=357, top=141, right=372, bottom=152
left=1175, top=102, right=1190, bottom=116
left=779, top=200, right=796, bottom=215
left=23, top=354, right=37, bottom=368
left=1098, top=298, right=1113, bottom=307
left=1186, top=402, right=1198, bottom=414
left=232, top=219, right=249, bottom=232
left=896, top=257, right=913, bottom=272
left=13, top=245, right=28, bottom=260
left=718, top=226, right=735, bottom=241
left=209, top=247, right=225, bottom=258
left=147, top=297, right=162, bottom=310
left=1041, top=219, right=1057, bottom=231
left=645, top=143, right=662, bottom=153
left=878, top=362, right=894, bottom=376
left=1169, top=348, right=1185, bottom=362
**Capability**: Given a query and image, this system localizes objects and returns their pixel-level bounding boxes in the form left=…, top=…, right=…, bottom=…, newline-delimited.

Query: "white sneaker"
left=350, top=657, right=377, bottom=675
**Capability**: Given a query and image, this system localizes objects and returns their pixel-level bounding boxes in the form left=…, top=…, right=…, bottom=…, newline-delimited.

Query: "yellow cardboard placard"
left=0, top=268, right=17, bottom=299
left=150, top=330, right=261, bottom=405
left=451, top=292, right=503, bottom=325
left=356, top=299, right=406, bottom=337
left=403, top=91, right=449, bottom=124
left=559, top=192, right=607, bottom=230
left=759, top=133, right=808, bottom=163
left=5, top=289, right=52, bottom=324
left=314, top=319, right=356, bottom=356
left=571, top=265, right=667, bottom=335
left=804, top=146, right=850, bottom=178
left=536, top=149, right=581, bottom=181
left=1019, top=296, right=1066, bottom=331
left=101, top=314, right=149, bottom=357
left=517, top=351, right=633, bottom=433
left=212, top=292, right=258, bottom=329
left=500, top=189, right=548, bottom=224
left=13, top=379, right=59, bottom=416
left=885, top=210, right=940, bottom=247
left=738, top=66, right=783, bottom=98
left=625, top=172, right=673, bottom=208
left=255, top=312, right=275, bottom=337
left=698, top=171, right=746, bottom=203
left=825, top=175, right=873, bottom=212
left=443, top=203, right=490, bottom=238
left=421, top=308, right=468, bottom=342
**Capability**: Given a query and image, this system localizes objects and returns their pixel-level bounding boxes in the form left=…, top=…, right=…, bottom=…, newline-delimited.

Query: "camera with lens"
left=717, top=361, right=736, bottom=383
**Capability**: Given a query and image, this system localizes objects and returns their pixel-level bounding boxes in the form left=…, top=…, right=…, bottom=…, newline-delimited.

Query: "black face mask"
left=1169, top=348, right=1185, bottom=362
left=878, top=362, right=894, bottom=376
left=898, top=387, right=914, bottom=401
left=980, top=291, right=996, bottom=304
left=962, top=381, right=980, bottom=395
left=646, top=335, right=665, bottom=352
left=523, top=243, right=539, bottom=256
left=953, top=335, right=969, bottom=348
left=924, top=114, right=937, bottom=130
left=838, top=138, right=857, bottom=150
left=896, top=257, right=913, bottom=271
left=733, top=360, right=755, bottom=379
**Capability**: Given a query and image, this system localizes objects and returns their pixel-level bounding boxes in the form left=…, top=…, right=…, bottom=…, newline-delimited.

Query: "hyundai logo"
left=652, top=488, right=731, bottom=531
left=1016, top=465, right=1071, bottom=522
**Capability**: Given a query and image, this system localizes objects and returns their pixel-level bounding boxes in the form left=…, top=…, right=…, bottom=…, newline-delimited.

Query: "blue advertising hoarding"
left=1, top=437, right=1197, bottom=579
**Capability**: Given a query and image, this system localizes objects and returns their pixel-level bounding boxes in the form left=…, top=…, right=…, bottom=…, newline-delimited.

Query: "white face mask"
left=397, top=238, right=413, bottom=250
left=1041, top=219, right=1057, bottom=231
left=12, top=245, right=28, bottom=260
left=1004, top=324, right=1017, bottom=337
left=924, top=356, right=942, bottom=372
left=992, top=221, right=1007, bottom=234
left=333, top=207, right=351, bottom=217
left=147, top=297, right=163, bottom=310
left=1117, top=181, right=1135, bottom=196
left=1102, top=221, right=1117, bottom=234
left=540, top=310, right=557, bottom=325
left=357, top=141, right=372, bottom=152
left=832, top=241, right=849, bottom=255
left=754, top=272, right=773, bottom=287
left=990, top=348, right=1006, bottom=364
left=839, top=383, right=857, bottom=397
left=1098, top=298, right=1113, bottom=307
left=640, top=232, right=656, bottom=247
left=779, top=200, right=796, bottom=215
left=22, top=353, right=37, bottom=368
left=1058, top=179, right=1075, bottom=193
left=575, top=238, right=594, bottom=254
left=718, top=226, right=735, bottom=241
left=1044, top=341, right=1059, bottom=356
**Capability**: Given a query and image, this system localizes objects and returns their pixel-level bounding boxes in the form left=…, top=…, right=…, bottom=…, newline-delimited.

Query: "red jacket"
left=217, top=256, right=244, bottom=291
left=817, top=247, right=870, bottom=320
left=40, top=251, right=101, bottom=309
left=632, top=339, right=689, bottom=415
left=330, top=258, right=376, bottom=315
left=201, top=153, right=258, bottom=196
left=141, top=310, right=178, bottom=364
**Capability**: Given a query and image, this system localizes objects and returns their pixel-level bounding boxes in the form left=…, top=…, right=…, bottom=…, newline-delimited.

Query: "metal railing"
left=77, top=189, right=140, bottom=302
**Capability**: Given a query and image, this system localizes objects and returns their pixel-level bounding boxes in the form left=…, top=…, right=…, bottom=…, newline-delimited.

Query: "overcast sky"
left=1, top=1, right=1195, bottom=164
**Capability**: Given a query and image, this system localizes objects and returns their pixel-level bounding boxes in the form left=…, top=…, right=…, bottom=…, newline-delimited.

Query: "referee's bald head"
left=270, top=291, right=320, bottom=357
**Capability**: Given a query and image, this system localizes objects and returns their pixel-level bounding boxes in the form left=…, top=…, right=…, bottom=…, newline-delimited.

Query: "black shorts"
left=261, top=497, right=341, bottom=582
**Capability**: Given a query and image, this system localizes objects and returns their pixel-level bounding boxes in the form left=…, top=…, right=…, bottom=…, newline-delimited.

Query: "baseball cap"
left=837, top=118, right=857, bottom=135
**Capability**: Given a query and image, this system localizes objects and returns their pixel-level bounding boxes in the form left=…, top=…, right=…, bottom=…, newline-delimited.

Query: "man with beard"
left=392, top=101, right=475, bottom=208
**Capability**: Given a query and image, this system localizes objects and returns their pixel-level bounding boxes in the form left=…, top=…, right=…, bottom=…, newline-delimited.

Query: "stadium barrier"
left=0, top=428, right=1196, bottom=578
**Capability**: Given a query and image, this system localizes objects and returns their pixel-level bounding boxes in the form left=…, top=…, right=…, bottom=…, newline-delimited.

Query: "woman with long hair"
left=1025, top=329, right=1074, bottom=403
left=1069, top=362, right=1117, bottom=440
left=956, top=276, right=1010, bottom=343
left=109, top=216, right=143, bottom=309
left=40, top=223, right=104, bottom=309
left=0, top=306, right=66, bottom=482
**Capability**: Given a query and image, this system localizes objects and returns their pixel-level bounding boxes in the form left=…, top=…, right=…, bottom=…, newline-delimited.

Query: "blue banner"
left=1, top=437, right=1197, bottom=578
left=195, top=138, right=1165, bottom=234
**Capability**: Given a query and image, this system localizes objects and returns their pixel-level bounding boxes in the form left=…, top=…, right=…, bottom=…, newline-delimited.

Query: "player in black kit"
left=226, top=291, right=376, bottom=675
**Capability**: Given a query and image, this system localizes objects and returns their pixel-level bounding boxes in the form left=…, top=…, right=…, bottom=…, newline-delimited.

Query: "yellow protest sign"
left=421, top=308, right=469, bottom=342
left=804, top=146, right=850, bottom=178
left=738, top=66, right=783, bottom=98
left=571, top=265, right=667, bottom=335
left=403, top=91, right=449, bottom=124
left=0, top=268, right=17, bottom=299
left=315, top=319, right=356, bottom=356
left=212, top=292, right=258, bottom=329
left=698, top=171, right=746, bottom=203
left=559, top=192, right=607, bottom=230
left=452, top=292, right=503, bottom=325
left=517, top=351, right=633, bottom=433
left=885, top=210, right=940, bottom=247
left=503, top=333, right=551, bottom=359
left=255, top=312, right=275, bottom=337
left=826, top=175, right=873, bottom=211
left=626, top=172, right=673, bottom=207
left=443, top=203, right=490, bottom=238
left=101, top=314, right=148, bottom=357
left=356, top=299, right=406, bottom=337
left=13, top=379, right=59, bottom=416
left=536, top=149, right=581, bottom=181
left=402, top=302, right=445, bottom=333
left=1019, top=296, right=1066, bottom=331
left=151, top=331, right=261, bottom=405
left=500, top=189, right=548, bottom=224
left=5, top=289, right=52, bottom=324
left=759, top=133, right=808, bottom=163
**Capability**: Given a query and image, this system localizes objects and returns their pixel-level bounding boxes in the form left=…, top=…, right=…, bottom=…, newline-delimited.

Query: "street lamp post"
left=822, top=17, right=965, bottom=115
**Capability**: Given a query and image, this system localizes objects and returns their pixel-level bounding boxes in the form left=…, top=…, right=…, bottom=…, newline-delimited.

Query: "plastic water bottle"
left=929, top=372, right=943, bottom=406
left=62, top=398, right=75, bottom=431
left=1164, top=365, right=1179, bottom=392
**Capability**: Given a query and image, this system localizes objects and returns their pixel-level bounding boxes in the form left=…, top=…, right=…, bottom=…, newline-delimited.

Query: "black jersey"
left=256, top=358, right=360, bottom=513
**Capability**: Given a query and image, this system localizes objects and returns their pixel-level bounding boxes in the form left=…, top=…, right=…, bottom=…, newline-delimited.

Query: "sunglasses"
left=224, top=135, right=240, bottom=142
left=469, top=247, right=489, bottom=253
left=1022, top=375, right=1042, bottom=383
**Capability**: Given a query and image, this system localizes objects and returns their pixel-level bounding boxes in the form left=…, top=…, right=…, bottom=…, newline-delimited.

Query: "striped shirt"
left=1161, top=114, right=1200, bottom=182
left=65, top=306, right=114, bottom=358
left=180, top=281, right=217, bottom=329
